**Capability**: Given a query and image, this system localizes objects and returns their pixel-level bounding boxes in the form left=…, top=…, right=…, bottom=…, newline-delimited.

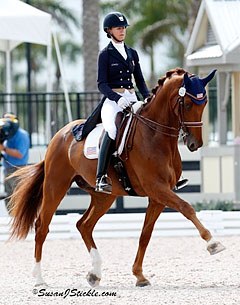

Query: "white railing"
left=0, top=211, right=239, bottom=241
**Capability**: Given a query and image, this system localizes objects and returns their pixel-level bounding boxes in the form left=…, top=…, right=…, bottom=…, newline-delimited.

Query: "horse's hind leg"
left=132, top=199, right=165, bottom=287
left=33, top=174, right=73, bottom=286
left=76, top=192, right=116, bottom=287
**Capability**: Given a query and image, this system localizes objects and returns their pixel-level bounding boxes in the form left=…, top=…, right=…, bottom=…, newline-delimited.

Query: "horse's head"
left=176, top=69, right=216, bottom=151
left=142, top=68, right=216, bottom=152
left=155, top=69, right=216, bottom=151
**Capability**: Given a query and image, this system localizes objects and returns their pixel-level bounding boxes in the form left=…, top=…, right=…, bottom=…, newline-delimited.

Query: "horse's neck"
left=142, top=92, right=179, bottom=131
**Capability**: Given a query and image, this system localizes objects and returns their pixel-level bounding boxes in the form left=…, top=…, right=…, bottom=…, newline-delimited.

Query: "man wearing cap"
left=0, top=113, right=30, bottom=212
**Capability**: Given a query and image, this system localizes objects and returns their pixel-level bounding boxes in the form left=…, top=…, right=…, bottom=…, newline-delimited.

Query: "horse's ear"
left=183, top=72, right=191, bottom=86
left=201, top=69, right=217, bottom=87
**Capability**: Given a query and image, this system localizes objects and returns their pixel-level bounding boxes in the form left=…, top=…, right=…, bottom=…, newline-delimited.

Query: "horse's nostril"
left=191, top=145, right=195, bottom=151
left=189, top=142, right=196, bottom=151
left=190, top=142, right=198, bottom=151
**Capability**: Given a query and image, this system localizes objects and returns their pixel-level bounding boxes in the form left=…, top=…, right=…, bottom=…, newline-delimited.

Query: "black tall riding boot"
left=95, top=132, right=115, bottom=194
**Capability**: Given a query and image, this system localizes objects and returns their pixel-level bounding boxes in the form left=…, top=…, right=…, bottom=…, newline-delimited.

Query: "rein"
left=132, top=111, right=179, bottom=138
left=128, top=90, right=203, bottom=138
left=128, top=75, right=203, bottom=137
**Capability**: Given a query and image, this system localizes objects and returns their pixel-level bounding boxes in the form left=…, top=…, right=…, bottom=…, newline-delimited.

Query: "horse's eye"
left=185, top=102, right=192, bottom=111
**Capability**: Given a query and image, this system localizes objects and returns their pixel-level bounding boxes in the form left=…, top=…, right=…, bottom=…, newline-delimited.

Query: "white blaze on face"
left=90, top=248, right=102, bottom=278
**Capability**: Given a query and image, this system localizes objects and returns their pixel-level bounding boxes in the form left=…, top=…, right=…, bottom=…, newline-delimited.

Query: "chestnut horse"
left=9, top=68, right=225, bottom=287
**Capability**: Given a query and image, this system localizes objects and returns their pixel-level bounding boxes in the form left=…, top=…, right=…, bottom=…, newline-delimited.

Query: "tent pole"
left=5, top=42, right=11, bottom=113
left=52, top=31, right=72, bottom=122
left=45, top=35, right=52, bottom=144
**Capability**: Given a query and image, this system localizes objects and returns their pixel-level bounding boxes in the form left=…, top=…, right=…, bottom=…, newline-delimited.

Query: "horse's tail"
left=9, top=160, right=45, bottom=240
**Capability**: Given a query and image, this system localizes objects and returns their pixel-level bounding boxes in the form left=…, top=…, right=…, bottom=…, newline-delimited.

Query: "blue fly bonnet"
left=180, top=70, right=217, bottom=105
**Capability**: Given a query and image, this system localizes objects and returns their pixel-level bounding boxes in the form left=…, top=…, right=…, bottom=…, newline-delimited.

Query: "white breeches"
left=101, top=89, right=138, bottom=140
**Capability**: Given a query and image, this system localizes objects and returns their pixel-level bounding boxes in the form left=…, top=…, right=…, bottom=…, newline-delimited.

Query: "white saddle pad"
left=83, top=101, right=143, bottom=160
left=83, top=124, right=102, bottom=159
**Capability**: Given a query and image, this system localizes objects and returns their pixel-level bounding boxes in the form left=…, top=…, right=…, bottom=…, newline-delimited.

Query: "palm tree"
left=32, top=0, right=80, bottom=34
left=21, top=0, right=81, bottom=92
left=101, top=0, right=201, bottom=85
left=82, top=0, right=99, bottom=92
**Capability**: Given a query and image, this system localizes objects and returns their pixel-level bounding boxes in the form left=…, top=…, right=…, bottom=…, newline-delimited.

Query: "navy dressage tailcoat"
left=81, top=42, right=149, bottom=139
left=97, top=42, right=150, bottom=102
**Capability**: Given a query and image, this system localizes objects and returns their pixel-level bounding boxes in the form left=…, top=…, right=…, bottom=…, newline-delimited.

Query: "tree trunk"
left=82, top=0, right=99, bottom=92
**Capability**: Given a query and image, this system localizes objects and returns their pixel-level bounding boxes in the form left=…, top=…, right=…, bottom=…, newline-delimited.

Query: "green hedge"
left=192, top=200, right=234, bottom=211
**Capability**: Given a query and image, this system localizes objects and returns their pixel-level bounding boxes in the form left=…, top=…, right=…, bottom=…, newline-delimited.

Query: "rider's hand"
left=117, top=97, right=131, bottom=109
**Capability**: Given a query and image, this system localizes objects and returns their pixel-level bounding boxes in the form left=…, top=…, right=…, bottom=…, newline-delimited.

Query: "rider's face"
left=109, top=26, right=126, bottom=42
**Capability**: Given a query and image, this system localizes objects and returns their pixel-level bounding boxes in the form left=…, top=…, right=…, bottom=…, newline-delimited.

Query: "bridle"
left=129, top=79, right=205, bottom=139
left=177, top=86, right=205, bottom=139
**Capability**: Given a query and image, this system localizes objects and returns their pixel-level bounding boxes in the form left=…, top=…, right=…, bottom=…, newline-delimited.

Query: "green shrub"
left=192, top=200, right=234, bottom=211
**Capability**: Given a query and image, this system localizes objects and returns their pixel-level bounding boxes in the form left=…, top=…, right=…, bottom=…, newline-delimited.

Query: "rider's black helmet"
left=103, top=12, right=129, bottom=33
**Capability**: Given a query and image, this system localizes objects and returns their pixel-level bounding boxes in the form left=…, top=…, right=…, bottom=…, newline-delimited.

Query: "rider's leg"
left=95, top=99, right=119, bottom=194
left=95, top=131, right=115, bottom=194
left=95, top=92, right=137, bottom=194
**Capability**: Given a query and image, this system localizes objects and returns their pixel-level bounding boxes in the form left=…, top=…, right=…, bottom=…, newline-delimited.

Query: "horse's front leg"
left=132, top=199, right=165, bottom=287
left=162, top=190, right=226, bottom=255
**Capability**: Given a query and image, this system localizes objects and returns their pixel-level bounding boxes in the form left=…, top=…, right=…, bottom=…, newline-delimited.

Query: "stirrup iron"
left=95, top=175, right=112, bottom=194
left=174, top=178, right=189, bottom=190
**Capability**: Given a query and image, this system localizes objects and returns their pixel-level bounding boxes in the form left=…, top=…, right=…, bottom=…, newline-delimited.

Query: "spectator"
left=0, top=113, right=30, bottom=211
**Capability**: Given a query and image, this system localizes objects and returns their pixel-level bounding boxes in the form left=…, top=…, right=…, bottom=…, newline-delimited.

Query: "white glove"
left=117, top=97, right=131, bottom=109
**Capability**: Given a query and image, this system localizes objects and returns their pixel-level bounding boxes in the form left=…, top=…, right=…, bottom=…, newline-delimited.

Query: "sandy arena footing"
left=0, top=236, right=239, bottom=305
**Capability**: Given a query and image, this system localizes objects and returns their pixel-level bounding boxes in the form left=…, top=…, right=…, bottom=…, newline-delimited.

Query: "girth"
left=112, top=106, right=141, bottom=196
left=115, top=107, right=139, bottom=161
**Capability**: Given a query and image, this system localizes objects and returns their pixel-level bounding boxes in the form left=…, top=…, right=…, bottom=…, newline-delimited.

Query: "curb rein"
left=128, top=85, right=204, bottom=139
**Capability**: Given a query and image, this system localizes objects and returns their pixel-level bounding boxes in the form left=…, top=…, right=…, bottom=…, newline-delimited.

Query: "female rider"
left=95, top=12, right=188, bottom=194
left=95, top=12, right=150, bottom=194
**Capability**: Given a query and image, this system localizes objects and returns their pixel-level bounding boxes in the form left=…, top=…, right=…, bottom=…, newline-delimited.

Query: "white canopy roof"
left=0, top=0, right=51, bottom=52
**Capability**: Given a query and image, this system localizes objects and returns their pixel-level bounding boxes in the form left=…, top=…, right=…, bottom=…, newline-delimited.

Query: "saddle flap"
left=83, top=101, right=144, bottom=160
left=83, top=124, right=103, bottom=159
left=83, top=121, right=131, bottom=160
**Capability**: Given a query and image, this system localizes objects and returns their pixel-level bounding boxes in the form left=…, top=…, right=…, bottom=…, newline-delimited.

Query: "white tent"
left=0, top=0, right=51, bottom=51
left=0, top=0, right=51, bottom=99
left=0, top=0, right=72, bottom=140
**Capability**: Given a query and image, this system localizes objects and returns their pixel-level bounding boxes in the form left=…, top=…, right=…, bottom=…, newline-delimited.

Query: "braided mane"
left=147, top=68, right=186, bottom=102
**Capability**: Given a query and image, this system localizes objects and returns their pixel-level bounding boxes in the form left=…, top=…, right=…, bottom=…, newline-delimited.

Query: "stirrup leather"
left=95, top=175, right=112, bottom=194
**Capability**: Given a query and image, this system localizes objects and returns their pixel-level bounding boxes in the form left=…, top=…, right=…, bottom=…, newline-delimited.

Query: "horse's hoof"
left=86, top=272, right=101, bottom=287
left=136, top=279, right=151, bottom=287
left=207, top=240, right=226, bottom=255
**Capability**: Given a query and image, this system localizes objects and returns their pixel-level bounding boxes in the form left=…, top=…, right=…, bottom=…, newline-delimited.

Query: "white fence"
left=0, top=211, right=239, bottom=241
